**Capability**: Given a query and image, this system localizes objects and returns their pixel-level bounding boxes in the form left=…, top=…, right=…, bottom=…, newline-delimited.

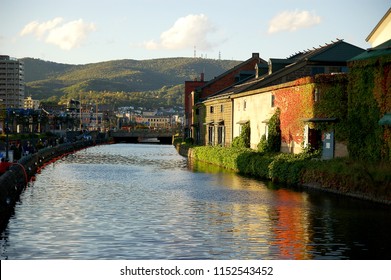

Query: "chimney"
left=200, top=72, right=204, bottom=82
left=252, top=52, right=260, bottom=65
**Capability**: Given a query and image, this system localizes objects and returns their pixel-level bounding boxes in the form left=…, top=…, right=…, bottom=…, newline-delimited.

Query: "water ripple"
left=1, top=144, right=391, bottom=259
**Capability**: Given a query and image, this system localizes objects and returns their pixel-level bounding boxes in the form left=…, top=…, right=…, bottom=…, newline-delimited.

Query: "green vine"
left=347, top=55, right=391, bottom=161
left=313, top=74, right=349, bottom=142
left=258, top=108, right=281, bottom=153
left=232, top=121, right=250, bottom=148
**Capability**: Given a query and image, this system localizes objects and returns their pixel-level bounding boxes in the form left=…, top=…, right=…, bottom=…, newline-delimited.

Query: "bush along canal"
left=0, top=139, right=105, bottom=230
left=175, top=144, right=391, bottom=205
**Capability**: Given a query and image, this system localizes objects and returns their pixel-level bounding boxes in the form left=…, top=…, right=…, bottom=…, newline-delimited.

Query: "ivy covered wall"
left=348, top=55, right=391, bottom=161
left=272, top=75, right=351, bottom=154
left=274, top=77, right=315, bottom=153
left=313, top=74, right=349, bottom=142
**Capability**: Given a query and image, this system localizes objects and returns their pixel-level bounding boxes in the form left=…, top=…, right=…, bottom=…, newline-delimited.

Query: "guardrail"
left=111, top=129, right=176, bottom=138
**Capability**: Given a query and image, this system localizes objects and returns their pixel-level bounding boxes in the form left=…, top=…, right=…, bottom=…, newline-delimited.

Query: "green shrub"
left=257, top=109, right=281, bottom=153
left=232, top=122, right=250, bottom=148
left=185, top=137, right=194, bottom=145
left=257, top=135, right=268, bottom=153
left=187, top=145, right=391, bottom=200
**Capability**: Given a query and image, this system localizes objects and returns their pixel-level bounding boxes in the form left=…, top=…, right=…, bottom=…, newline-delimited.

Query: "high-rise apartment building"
left=0, top=55, right=25, bottom=108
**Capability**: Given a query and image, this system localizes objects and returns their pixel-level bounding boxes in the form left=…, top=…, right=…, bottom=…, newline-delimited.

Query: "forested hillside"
left=22, top=57, right=242, bottom=108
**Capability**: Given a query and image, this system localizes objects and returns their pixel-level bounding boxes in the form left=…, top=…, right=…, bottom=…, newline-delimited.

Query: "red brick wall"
left=184, top=80, right=205, bottom=126
left=273, top=77, right=315, bottom=146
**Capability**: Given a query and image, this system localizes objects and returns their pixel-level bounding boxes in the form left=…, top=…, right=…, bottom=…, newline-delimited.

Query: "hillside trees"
left=57, top=84, right=185, bottom=108
left=22, top=57, right=241, bottom=109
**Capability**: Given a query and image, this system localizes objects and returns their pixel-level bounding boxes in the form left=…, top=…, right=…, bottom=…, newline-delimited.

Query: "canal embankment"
left=0, top=139, right=106, bottom=229
left=175, top=143, right=391, bottom=205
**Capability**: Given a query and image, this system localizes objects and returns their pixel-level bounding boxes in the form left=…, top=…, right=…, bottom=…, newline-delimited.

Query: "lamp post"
left=0, top=99, right=9, bottom=161
left=5, top=108, right=9, bottom=161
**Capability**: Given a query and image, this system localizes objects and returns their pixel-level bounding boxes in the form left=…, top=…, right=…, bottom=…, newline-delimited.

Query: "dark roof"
left=222, top=40, right=364, bottom=94
left=349, top=39, right=391, bottom=61
left=201, top=40, right=365, bottom=103
left=200, top=73, right=256, bottom=101
left=285, top=39, right=364, bottom=63
left=198, top=53, right=266, bottom=90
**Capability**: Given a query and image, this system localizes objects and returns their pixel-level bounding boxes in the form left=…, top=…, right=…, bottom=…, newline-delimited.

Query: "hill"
left=22, top=57, right=242, bottom=108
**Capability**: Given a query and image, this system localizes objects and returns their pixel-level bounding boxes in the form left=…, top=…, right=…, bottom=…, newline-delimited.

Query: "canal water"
left=1, top=143, right=390, bottom=260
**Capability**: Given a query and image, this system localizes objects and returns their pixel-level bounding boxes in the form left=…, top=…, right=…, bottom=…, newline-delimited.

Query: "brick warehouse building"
left=184, top=53, right=266, bottom=140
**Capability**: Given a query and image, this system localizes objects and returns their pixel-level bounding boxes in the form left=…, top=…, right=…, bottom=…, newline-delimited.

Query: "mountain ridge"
left=21, top=57, right=243, bottom=107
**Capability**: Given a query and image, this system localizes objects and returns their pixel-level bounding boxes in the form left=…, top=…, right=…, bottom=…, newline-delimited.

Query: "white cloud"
left=268, top=10, right=321, bottom=34
left=20, top=18, right=96, bottom=50
left=20, top=17, right=63, bottom=38
left=45, top=19, right=96, bottom=50
left=145, top=14, right=217, bottom=51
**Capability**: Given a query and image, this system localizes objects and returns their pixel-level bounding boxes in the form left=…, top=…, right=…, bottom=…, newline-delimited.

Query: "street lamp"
left=5, top=108, right=9, bottom=161
left=0, top=99, right=9, bottom=161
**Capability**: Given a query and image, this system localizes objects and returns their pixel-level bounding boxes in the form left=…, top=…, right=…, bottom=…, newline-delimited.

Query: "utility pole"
left=5, top=108, right=9, bottom=161
left=79, top=92, right=82, bottom=131
left=0, top=99, right=9, bottom=160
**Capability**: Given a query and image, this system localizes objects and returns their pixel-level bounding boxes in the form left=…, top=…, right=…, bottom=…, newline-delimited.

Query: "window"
left=314, top=88, right=320, bottom=102
left=208, top=125, right=214, bottom=145
left=311, top=67, right=325, bottom=75
left=210, top=106, right=214, bottom=113
left=220, top=104, right=224, bottom=112
left=243, top=100, right=247, bottom=111
left=271, top=95, right=275, bottom=107
left=217, top=126, right=225, bottom=146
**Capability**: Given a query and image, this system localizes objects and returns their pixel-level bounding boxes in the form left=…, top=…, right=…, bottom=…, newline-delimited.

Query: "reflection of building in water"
left=186, top=159, right=314, bottom=258
left=268, top=189, right=313, bottom=259
left=213, top=173, right=277, bottom=257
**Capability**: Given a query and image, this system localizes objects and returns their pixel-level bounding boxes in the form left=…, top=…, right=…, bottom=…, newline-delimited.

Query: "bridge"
left=110, top=129, right=176, bottom=144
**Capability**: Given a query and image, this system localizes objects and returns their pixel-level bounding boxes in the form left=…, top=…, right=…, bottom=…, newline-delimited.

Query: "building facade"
left=197, top=40, right=362, bottom=159
left=366, top=8, right=391, bottom=48
left=143, top=115, right=171, bottom=128
left=184, top=73, right=206, bottom=139
left=24, top=96, right=40, bottom=110
left=199, top=96, right=233, bottom=146
left=184, top=53, right=267, bottom=141
left=0, top=55, right=25, bottom=108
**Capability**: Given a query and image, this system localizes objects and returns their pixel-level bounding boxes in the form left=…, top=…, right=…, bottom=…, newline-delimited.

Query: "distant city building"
left=24, top=96, right=40, bottom=110
left=66, top=99, right=80, bottom=112
left=142, top=110, right=157, bottom=117
left=143, top=115, right=171, bottom=128
left=0, top=55, right=25, bottom=108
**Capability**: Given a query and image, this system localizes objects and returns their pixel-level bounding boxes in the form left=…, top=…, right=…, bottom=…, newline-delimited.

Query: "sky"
left=0, top=0, right=389, bottom=65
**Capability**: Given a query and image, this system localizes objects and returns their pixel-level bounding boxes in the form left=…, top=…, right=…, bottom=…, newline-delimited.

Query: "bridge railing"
left=110, top=129, right=178, bottom=138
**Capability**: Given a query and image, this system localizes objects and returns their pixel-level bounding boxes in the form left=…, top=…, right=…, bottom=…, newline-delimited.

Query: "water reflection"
left=1, top=144, right=391, bottom=259
left=267, top=190, right=312, bottom=259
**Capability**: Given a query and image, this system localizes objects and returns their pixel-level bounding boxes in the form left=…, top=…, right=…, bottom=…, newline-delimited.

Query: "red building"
left=184, top=53, right=266, bottom=140
left=184, top=73, right=206, bottom=139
